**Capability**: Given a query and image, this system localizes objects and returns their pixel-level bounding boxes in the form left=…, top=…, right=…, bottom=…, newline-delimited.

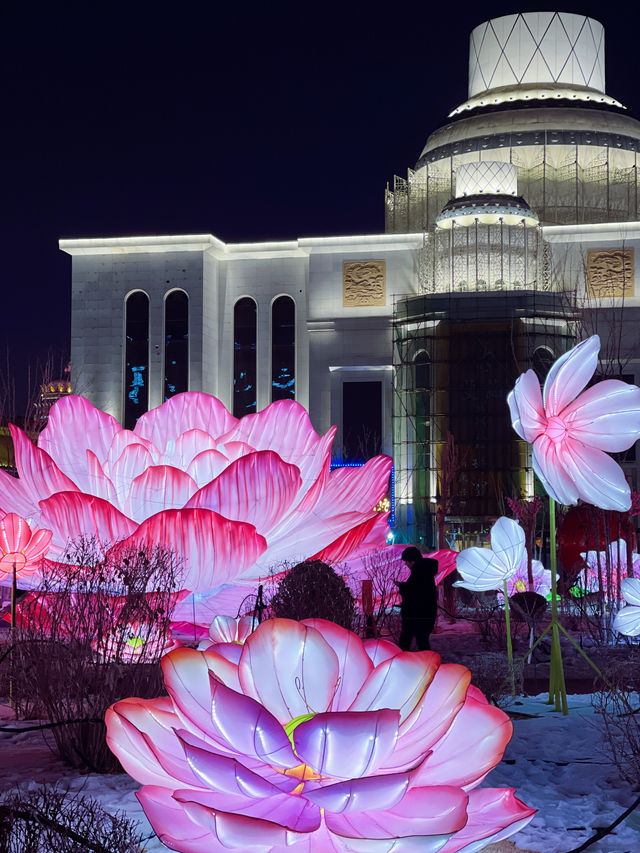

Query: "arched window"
left=532, top=347, right=554, bottom=383
left=271, top=296, right=295, bottom=402
left=124, top=291, right=149, bottom=430
left=164, top=290, right=189, bottom=400
left=233, top=297, right=257, bottom=417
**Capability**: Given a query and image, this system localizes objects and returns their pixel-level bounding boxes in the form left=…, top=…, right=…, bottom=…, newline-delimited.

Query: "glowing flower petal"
left=413, top=696, right=512, bottom=790
left=580, top=539, right=636, bottom=596
left=238, top=619, right=339, bottom=723
left=107, top=618, right=533, bottom=852
left=439, top=788, right=537, bottom=853
left=508, top=335, right=640, bottom=510
left=186, top=451, right=302, bottom=535
left=324, top=786, right=468, bottom=839
left=208, top=614, right=256, bottom=645
left=498, top=559, right=552, bottom=599
left=11, top=425, right=79, bottom=503
left=613, top=577, right=640, bottom=636
left=293, top=709, right=399, bottom=779
left=0, top=513, right=53, bottom=582
left=113, top=508, right=267, bottom=591
left=39, top=491, right=137, bottom=552
left=39, top=395, right=122, bottom=484
left=455, top=517, right=525, bottom=592
left=0, top=393, right=391, bottom=597
left=301, top=618, right=374, bottom=711
left=134, top=393, right=237, bottom=455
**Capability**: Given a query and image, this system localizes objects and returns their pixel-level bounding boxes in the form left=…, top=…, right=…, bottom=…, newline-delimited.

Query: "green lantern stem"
left=503, top=579, right=515, bottom=698
left=548, top=497, right=568, bottom=714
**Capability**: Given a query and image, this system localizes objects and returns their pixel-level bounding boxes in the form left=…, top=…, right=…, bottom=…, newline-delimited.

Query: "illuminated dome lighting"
left=449, top=83, right=624, bottom=117
left=435, top=195, right=539, bottom=229
left=436, top=161, right=538, bottom=229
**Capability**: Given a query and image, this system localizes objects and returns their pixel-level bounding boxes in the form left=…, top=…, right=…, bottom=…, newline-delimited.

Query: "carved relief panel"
left=343, top=260, right=386, bottom=307
left=586, top=249, right=634, bottom=299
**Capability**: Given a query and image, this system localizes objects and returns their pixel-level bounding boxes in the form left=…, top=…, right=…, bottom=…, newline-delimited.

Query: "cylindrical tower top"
left=468, top=12, right=605, bottom=98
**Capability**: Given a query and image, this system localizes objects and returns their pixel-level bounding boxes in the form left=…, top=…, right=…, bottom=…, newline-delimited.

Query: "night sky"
left=2, top=1, right=637, bottom=412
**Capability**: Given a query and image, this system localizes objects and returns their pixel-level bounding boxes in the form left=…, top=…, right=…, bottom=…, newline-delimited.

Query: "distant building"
left=62, top=12, right=640, bottom=547
left=35, top=374, right=72, bottom=429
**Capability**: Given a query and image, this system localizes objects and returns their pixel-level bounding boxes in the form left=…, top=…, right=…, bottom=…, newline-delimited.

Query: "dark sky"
left=2, top=1, right=636, bottom=412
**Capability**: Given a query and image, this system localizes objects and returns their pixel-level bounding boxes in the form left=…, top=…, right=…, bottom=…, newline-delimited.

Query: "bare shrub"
left=454, top=588, right=506, bottom=646
left=358, top=549, right=402, bottom=636
left=592, top=651, right=640, bottom=785
left=466, top=652, right=524, bottom=708
left=6, top=538, right=182, bottom=772
left=269, top=560, right=355, bottom=630
left=0, top=784, right=145, bottom=852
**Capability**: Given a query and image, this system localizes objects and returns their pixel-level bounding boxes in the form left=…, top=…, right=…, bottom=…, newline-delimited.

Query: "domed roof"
left=435, top=161, right=538, bottom=229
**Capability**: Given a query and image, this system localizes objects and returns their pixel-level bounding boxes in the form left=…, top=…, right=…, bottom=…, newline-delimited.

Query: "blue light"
left=330, top=461, right=395, bottom=527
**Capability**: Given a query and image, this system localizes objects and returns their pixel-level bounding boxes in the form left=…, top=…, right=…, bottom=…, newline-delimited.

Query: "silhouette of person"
left=396, top=546, right=438, bottom=651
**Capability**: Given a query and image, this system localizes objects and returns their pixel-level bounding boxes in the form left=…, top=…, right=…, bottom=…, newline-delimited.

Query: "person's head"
left=401, top=546, right=422, bottom=568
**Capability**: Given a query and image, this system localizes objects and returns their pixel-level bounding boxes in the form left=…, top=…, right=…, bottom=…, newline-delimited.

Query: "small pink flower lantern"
left=0, top=512, right=52, bottom=628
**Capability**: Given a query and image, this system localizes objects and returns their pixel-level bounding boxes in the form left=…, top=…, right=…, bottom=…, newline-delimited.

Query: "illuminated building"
left=62, top=12, right=640, bottom=546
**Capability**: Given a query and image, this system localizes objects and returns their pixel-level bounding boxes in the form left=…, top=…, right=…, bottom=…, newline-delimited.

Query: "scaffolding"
left=393, top=213, right=577, bottom=548
left=386, top=146, right=640, bottom=233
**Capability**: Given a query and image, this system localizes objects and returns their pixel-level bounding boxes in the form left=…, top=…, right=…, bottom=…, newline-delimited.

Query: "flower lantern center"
left=545, top=416, right=567, bottom=444
left=282, top=712, right=325, bottom=784
left=284, top=713, right=315, bottom=750
left=0, top=552, right=27, bottom=570
left=514, top=579, right=527, bottom=592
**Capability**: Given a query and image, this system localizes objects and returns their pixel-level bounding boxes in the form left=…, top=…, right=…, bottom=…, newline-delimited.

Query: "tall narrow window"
left=233, top=297, right=257, bottom=417
left=343, top=381, right=382, bottom=461
left=271, top=296, right=295, bottom=401
left=124, top=291, right=149, bottom=430
left=164, top=290, right=189, bottom=400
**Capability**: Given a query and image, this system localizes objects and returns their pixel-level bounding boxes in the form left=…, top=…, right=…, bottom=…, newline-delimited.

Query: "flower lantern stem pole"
left=503, top=580, right=515, bottom=698
left=10, top=561, right=16, bottom=631
left=548, top=498, right=568, bottom=715
left=9, top=561, right=16, bottom=710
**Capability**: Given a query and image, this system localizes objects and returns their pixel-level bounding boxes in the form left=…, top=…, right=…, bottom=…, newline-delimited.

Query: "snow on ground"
left=1, top=694, right=639, bottom=852
left=489, top=693, right=640, bottom=853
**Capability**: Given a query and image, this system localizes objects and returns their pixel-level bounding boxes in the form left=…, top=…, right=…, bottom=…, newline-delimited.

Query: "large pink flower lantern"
left=0, top=394, right=391, bottom=606
left=508, top=335, right=640, bottom=714
left=0, top=512, right=52, bottom=584
left=507, top=335, right=640, bottom=511
left=106, top=618, right=534, bottom=852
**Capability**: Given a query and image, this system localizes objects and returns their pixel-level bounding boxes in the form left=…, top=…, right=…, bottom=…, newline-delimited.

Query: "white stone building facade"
left=62, top=11, right=640, bottom=545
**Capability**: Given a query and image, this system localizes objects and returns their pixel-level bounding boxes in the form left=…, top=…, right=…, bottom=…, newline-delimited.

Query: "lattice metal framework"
left=392, top=262, right=576, bottom=549
left=386, top=149, right=640, bottom=233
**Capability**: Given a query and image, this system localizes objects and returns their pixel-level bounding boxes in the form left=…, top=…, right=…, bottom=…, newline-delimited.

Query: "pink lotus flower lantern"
left=0, top=513, right=52, bottom=584
left=94, top=621, right=182, bottom=664
left=0, top=394, right=392, bottom=606
left=196, top=614, right=256, bottom=658
left=106, top=618, right=535, bottom=852
left=508, top=335, right=640, bottom=511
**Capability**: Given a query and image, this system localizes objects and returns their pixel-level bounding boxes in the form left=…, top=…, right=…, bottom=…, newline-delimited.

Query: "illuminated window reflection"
left=164, top=291, right=189, bottom=401
left=233, top=297, right=257, bottom=417
left=271, top=296, right=295, bottom=402
left=124, top=291, right=149, bottom=430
